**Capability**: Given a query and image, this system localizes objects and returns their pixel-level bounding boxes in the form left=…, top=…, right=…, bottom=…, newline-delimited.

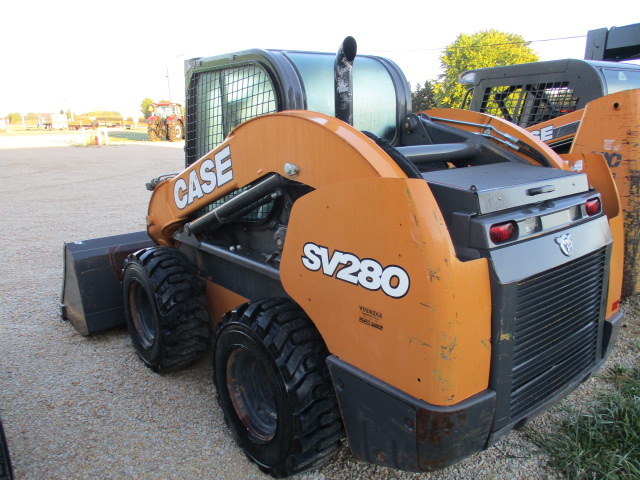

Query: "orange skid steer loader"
left=457, top=38, right=640, bottom=297
left=527, top=90, right=640, bottom=298
left=61, top=38, right=624, bottom=477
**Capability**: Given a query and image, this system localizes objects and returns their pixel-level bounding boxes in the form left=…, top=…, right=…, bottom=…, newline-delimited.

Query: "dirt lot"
left=0, top=134, right=637, bottom=479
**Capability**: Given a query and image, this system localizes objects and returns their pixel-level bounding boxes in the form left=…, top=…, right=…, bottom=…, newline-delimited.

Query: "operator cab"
left=459, top=59, right=640, bottom=127
left=151, top=102, right=183, bottom=119
left=184, top=47, right=411, bottom=166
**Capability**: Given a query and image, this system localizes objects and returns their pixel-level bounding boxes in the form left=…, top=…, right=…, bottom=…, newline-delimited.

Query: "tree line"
left=139, top=30, right=538, bottom=120
left=411, top=29, right=539, bottom=111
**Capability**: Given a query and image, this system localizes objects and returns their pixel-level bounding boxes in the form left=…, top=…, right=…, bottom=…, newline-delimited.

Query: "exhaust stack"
left=334, top=36, right=357, bottom=125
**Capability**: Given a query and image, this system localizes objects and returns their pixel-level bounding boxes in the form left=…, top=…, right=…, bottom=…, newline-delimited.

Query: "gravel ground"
left=0, top=137, right=638, bottom=480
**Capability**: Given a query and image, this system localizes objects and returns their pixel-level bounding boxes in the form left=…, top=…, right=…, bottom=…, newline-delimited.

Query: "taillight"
left=490, top=221, right=517, bottom=243
left=585, top=198, right=601, bottom=216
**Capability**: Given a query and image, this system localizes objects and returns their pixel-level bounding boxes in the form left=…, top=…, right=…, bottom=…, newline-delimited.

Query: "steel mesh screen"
left=481, top=82, right=578, bottom=128
left=186, top=64, right=278, bottom=165
left=196, top=185, right=275, bottom=224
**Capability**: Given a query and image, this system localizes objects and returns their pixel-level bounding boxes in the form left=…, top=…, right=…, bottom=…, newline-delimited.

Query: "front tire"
left=167, top=122, right=183, bottom=142
left=147, top=127, right=160, bottom=141
left=122, top=247, right=210, bottom=372
left=0, top=416, right=14, bottom=480
left=214, top=299, right=343, bottom=477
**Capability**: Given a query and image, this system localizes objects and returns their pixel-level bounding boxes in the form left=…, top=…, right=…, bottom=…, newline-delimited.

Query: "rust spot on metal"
left=440, top=336, right=458, bottom=360
left=409, top=336, right=432, bottom=348
left=622, top=167, right=640, bottom=297
left=428, top=267, right=441, bottom=281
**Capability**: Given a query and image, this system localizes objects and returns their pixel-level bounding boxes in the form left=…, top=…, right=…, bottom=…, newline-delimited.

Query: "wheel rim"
left=174, top=124, right=182, bottom=138
left=129, top=281, right=156, bottom=349
left=226, top=347, right=278, bottom=443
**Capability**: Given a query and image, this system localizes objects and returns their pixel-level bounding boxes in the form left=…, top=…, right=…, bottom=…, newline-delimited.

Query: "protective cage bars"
left=186, top=64, right=279, bottom=165
left=481, top=82, right=579, bottom=127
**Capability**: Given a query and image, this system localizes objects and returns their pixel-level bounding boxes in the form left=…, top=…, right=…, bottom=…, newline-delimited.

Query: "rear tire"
left=214, top=299, right=343, bottom=477
left=122, top=247, right=210, bottom=372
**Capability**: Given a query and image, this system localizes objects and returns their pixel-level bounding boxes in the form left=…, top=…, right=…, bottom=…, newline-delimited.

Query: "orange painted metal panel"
left=563, top=153, right=623, bottom=315
left=204, top=282, right=248, bottom=325
left=280, top=177, right=492, bottom=406
left=146, top=111, right=406, bottom=245
left=570, top=90, right=640, bottom=297
left=526, top=89, right=640, bottom=297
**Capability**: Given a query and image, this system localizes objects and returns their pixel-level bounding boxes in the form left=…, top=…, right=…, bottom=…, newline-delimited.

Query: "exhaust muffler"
left=334, top=36, right=357, bottom=125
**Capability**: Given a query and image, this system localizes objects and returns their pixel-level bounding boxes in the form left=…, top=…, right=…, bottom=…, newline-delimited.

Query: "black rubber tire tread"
left=0, top=416, right=13, bottom=480
left=167, top=121, right=183, bottom=142
left=214, top=298, right=343, bottom=477
left=147, top=127, right=160, bottom=141
left=123, top=247, right=210, bottom=372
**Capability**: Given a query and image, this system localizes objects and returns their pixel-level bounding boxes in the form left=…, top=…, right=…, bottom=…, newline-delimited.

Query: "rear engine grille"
left=510, top=248, right=606, bottom=419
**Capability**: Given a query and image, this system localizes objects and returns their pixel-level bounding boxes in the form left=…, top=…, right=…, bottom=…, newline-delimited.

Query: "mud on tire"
left=147, top=127, right=160, bottom=141
left=167, top=122, right=183, bottom=142
left=214, top=298, right=343, bottom=477
left=122, top=247, right=210, bottom=372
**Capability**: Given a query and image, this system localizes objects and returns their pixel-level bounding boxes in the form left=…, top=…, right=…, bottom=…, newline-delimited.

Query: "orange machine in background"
left=528, top=90, right=639, bottom=297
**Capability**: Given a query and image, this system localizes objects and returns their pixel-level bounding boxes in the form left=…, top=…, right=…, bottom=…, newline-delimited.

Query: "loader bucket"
left=60, top=231, right=154, bottom=336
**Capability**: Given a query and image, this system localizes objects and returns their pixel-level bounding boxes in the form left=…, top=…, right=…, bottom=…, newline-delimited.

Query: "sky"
left=1, top=0, right=637, bottom=117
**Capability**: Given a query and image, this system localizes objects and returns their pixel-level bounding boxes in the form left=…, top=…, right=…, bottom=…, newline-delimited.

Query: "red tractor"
left=147, top=102, right=185, bottom=142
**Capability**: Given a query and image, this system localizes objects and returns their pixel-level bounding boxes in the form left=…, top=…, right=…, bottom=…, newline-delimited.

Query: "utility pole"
left=166, top=66, right=171, bottom=102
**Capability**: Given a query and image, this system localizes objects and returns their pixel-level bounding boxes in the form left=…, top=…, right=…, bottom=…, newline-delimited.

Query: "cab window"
left=602, top=68, right=640, bottom=94
left=285, top=52, right=398, bottom=141
left=187, top=64, right=278, bottom=164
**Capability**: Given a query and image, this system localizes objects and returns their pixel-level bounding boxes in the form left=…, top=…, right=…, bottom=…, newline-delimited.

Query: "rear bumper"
left=327, top=311, right=622, bottom=472
left=603, top=309, right=623, bottom=361
left=328, top=356, right=496, bottom=472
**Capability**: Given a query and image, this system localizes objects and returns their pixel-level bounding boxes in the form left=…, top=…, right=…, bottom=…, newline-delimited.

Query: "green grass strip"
left=528, top=365, right=640, bottom=479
